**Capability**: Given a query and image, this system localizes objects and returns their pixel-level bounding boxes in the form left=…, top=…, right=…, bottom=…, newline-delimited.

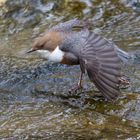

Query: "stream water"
left=0, top=0, right=140, bottom=139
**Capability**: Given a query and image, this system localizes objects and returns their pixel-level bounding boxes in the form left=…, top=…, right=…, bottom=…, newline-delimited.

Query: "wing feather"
left=49, top=19, right=90, bottom=33
left=80, top=33, right=121, bottom=100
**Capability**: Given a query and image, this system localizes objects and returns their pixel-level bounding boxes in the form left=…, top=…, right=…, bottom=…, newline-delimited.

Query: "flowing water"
left=0, top=0, right=140, bottom=139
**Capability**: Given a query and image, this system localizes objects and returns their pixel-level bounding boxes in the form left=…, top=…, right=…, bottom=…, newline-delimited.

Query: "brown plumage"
left=32, top=31, right=63, bottom=52
left=27, top=19, right=130, bottom=101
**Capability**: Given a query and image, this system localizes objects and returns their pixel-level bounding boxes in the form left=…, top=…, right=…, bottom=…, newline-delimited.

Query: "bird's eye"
left=40, top=45, right=44, bottom=49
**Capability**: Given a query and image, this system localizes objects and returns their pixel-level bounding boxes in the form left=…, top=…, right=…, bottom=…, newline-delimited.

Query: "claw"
left=69, top=72, right=84, bottom=94
left=119, top=77, right=130, bottom=85
left=69, top=84, right=83, bottom=94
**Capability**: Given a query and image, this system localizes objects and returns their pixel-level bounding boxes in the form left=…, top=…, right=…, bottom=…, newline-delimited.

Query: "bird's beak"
left=26, top=48, right=37, bottom=54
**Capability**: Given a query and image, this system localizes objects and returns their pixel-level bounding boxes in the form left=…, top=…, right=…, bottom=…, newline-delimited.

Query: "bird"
left=27, top=19, right=130, bottom=101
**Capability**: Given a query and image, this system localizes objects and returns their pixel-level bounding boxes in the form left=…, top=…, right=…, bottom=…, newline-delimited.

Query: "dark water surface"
left=0, top=0, right=140, bottom=139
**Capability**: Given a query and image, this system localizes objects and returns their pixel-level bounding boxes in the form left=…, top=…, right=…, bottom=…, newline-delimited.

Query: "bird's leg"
left=77, top=72, right=83, bottom=88
left=69, top=72, right=83, bottom=93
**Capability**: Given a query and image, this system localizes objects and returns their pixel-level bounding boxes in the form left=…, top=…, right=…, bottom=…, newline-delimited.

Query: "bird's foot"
left=69, top=84, right=83, bottom=94
left=119, top=77, right=130, bottom=85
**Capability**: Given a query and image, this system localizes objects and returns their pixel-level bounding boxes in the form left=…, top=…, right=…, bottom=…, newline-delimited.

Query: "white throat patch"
left=37, top=46, right=64, bottom=63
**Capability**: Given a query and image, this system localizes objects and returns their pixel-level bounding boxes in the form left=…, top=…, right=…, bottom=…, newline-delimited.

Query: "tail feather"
left=117, top=48, right=140, bottom=65
left=116, top=48, right=131, bottom=63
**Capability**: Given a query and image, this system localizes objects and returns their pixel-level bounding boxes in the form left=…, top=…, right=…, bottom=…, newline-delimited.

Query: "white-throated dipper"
left=27, top=19, right=130, bottom=101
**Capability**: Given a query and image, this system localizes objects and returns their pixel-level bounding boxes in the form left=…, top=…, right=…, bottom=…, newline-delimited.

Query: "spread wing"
left=48, top=19, right=90, bottom=33
left=80, top=32, right=121, bottom=101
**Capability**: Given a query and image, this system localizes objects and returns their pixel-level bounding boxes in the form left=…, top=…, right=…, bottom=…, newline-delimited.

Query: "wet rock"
left=0, top=55, right=83, bottom=100
left=121, top=0, right=140, bottom=12
left=0, top=0, right=140, bottom=139
left=0, top=0, right=55, bottom=33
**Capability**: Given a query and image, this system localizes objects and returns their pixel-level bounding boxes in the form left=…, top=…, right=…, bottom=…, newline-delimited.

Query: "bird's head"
left=27, top=31, right=63, bottom=54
